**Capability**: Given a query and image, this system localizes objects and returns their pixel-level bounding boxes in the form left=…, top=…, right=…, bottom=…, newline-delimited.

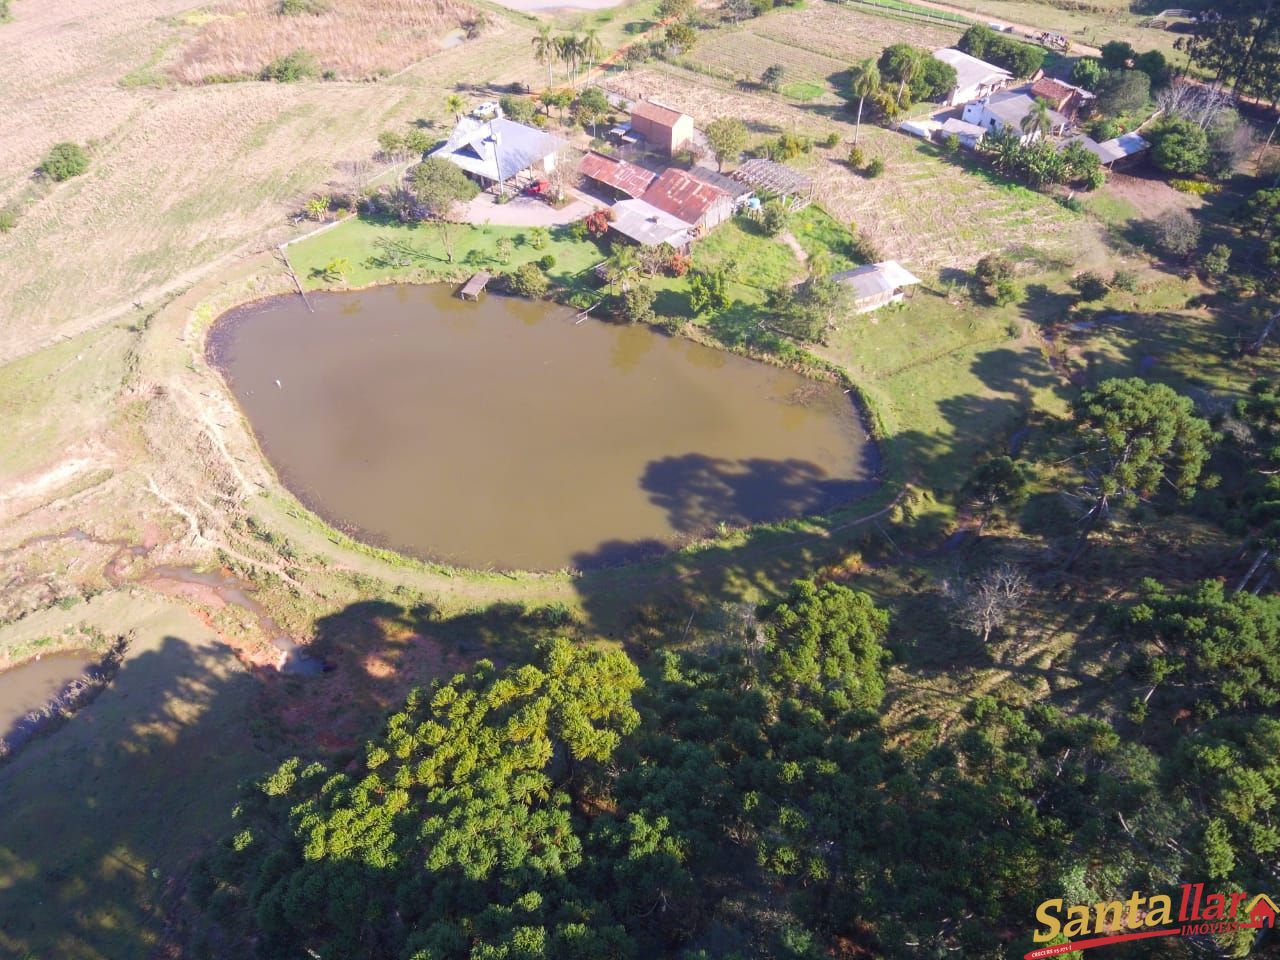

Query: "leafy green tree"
left=1148, top=116, right=1211, bottom=174
left=1099, top=39, right=1135, bottom=70
left=761, top=63, right=786, bottom=91
left=664, top=21, right=697, bottom=53
left=573, top=86, right=610, bottom=136
left=878, top=43, right=923, bottom=105
left=968, top=456, right=1031, bottom=527
left=40, top=141, right=89, bottom=181
left=688, top=267, right=730, bottom=314
left=762, top=579, right=891, bottom=712
left=1123, top=579, right=1280, bottom=719
left=1065, top=378, right=1215, bottom=564
left=621, top=283, right=656, bottom=323
left=1020, top=97, right=1054, bottom=140
left=201, top=641, right=648, bottom=959
left=407, top=157, right=480, bottom=262
left=1242, top=186, right=1280, bottom=274
left=1070, top=57, right=1103, bottom=90
left=1134, top=49, right=1169, bottom=86
left=758, top=198, right=790, bottom=236
left=957, top=25, right=1044, bottom=77
left=704, top=116, right=747, bottom=171
left=657, top=0, right=695, bottom=19
left=1095, top=67, right=1151, bottom=116
left=847, top=57, right=881, bottom=146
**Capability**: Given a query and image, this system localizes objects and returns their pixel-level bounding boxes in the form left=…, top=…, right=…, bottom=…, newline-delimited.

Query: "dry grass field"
left=0, top=0, right=547, bottom=364
left=173, top=0, right=480, bottom=83
left=684, top=3, right=959, bottom=97
left=754, top=2, right=959, bottom=64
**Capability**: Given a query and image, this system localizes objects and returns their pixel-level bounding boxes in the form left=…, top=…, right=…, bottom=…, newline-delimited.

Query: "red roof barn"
left=639, top=168, right=732, bottom=233
left=578, top=152, right=657, bottom=199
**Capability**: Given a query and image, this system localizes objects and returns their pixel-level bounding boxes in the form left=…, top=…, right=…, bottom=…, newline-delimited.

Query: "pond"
left=209, top=285, right=879, bottom=571
left=0, top=653, right=95, bottom=743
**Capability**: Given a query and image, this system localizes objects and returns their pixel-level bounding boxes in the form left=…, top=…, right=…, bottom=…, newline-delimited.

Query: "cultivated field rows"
left=754, top=2, right=959, bottom=63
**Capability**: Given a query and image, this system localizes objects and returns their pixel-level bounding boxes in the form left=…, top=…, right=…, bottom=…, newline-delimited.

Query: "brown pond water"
left=209, top=285, right=878, bottom=570
left=0, top=653, right=95, bottom=740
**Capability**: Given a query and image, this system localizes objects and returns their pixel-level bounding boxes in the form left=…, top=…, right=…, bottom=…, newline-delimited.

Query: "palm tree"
left=895, top=50, right=921, bottom=106
left=532, top=25, right=556, bottom=89
left=849, top=58, right=880, bottom=147
left=580, top=29, right=603, bottom=78
left=1020, top=97, right=1054, bottom=141
left=605, top=244, right=639, bottom=293
left=445, top=93, right=466, bottom=122
left=557, top=34, right=581, bottom=84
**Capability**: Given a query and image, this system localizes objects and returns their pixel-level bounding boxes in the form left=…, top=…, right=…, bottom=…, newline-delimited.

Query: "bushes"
left=504, top=262, right=550, bottom=299
left=620, top=284, right=657, bottom=324
left=957, top=25, right=1044, bottom=78
left=1149, top=208, right=1201, bottom=258
left=499, top=93, right=537, bottom=124
left=40, top=142, right=90, bottom=182
left=759, top=200, right=791, bottom=237
left=1148, top=117, right=1210, bottom=176
left=583, top=209, right=611, bottom=238
left=864, top=157, right=885, bottom=178
left=1069, top=271, right=1108, bottom=301
left=975, top=254, right=1019, bottom=304
left=537, top=254, right=557, bottom=271
left=1170, top=179, right=1219, bottom=195
left=261, top=48, right=317, bottom=82
left=847, top=145, right=865, bottom=170
left=0, top=207, right=17, bottom=233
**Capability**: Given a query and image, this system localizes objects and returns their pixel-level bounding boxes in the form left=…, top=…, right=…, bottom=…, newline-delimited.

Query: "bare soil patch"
left=173, top=0, right=480, bottom=83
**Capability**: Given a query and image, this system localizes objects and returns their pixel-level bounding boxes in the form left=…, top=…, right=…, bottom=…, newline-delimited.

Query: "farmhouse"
left=629, top=100, right=695, bottom=156
left=1029, top=76, right=1095, bottom=121
left=962, top=90, right=1070, bottom=141
left=832, top=261, right=921, bottom=313
left=431, top=117, right=567, bottom=191
left=578, top=152, right=657, bottom=200
left=933, top=48, right=1012, bottom=107
left=640, top=168, right=733, bottom=234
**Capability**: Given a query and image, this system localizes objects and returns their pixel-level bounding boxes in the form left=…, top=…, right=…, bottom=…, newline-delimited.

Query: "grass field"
left=173, top=0, right=479, bottom=83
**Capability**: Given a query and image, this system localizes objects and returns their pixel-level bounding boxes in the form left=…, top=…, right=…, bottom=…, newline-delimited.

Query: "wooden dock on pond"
left=459, top=272, right=491, bottom=300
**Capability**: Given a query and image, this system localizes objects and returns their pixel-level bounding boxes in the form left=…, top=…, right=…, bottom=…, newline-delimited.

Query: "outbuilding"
left=962, top=90, right=1070, bottom=142
left=640, top=168, right=733, bottom=235
left=629, top=100, right=695, bottom=156
left=832, top=261, right=922, bottom=313
left=578, top=152, right=657, bottom=199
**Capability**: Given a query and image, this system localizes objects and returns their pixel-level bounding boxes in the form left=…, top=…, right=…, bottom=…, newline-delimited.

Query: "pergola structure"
left=729, top=159, right=815, bottom=209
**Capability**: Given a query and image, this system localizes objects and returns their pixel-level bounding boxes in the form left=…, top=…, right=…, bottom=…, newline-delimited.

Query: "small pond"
left=209, top=285, right=878, bottom=570
left=0, top=653, right=95, bottom=741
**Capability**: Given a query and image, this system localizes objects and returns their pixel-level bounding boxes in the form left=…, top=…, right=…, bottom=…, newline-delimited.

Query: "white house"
left=429, top=117, right=566, bottom=191
left=962, top=90, right=1070, bottom=142
left=932, top=48, right=1012, bottom=107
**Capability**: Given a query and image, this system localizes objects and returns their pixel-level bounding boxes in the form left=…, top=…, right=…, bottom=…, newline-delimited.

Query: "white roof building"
left=429, top=117, right=566, bottom=186
left=608, top=198, right=694, bottom=248
left=933, top=48, right=1012, bottom=106
left=832, top=261, right=922, bottom=313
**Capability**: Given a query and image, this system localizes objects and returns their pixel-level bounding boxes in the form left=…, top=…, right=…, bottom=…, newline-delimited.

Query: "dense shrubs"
left=40, top=142, right=90, bottom=182
left=957, top=25, right=1045, bottom=78
left=261, top=48, right=317, bottom=82
left=504, top=262, right=550, bottom=298
left=1148, top=117, right=1211, bottom=175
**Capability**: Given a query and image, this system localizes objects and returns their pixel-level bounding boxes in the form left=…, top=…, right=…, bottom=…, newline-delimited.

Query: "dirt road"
left=899, top=0, right=1102, bottom=57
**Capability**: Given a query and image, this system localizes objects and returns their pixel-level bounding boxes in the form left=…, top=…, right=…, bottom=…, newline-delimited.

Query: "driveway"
left=462, top=189, right=604, bottom=227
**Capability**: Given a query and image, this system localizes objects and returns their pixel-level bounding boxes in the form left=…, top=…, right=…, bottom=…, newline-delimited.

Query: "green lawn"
left=286, top=216, right=608, bottom=291
left=782, top=81, right=827, bottom=101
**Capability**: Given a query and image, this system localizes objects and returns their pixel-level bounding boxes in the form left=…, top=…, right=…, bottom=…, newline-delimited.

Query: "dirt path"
left=898, top=0, right=1102, bottom=57
left=778, top=230, right=809, bottom=263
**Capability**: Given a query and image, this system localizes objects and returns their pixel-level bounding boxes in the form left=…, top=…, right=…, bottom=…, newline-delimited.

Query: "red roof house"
left=1029, top=77, right=1095, bottom=120
left=639, top=168, right=732, bottom=233
left=578, top=152, right=657, bottom=199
